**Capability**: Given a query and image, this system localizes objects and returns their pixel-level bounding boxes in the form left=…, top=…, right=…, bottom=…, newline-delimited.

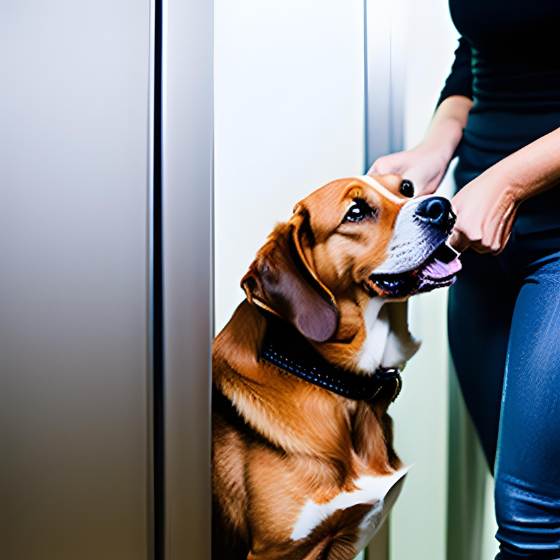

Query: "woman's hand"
left=448, top=172, right=520, bottom=254
left=368, top=145, right=451, bottom=196
left=449, top=127, right=560, bottom=254
left=368, top=96, right=473, bottom=195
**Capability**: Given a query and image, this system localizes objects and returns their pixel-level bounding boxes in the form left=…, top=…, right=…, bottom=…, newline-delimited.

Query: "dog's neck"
left=212, top=299, right=415, bottom=474
left=259, top=314, right=402, bottom=403
left=314, top=297, right=420, bottom=375
left=356, top=299, right=420, bottom=373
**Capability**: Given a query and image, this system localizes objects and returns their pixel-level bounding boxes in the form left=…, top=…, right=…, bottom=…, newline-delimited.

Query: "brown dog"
left=212, top=175, right=461, bottom=559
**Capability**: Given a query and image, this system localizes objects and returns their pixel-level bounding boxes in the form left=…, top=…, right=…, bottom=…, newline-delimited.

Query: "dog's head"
left=241, top=175, right=461, bottom=346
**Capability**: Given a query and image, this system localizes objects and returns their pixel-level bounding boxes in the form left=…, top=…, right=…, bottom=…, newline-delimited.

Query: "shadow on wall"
left=447, top=362, right=499, bottom=560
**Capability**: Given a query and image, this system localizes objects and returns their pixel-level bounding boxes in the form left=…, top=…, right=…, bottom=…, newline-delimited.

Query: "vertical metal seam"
left=152, top=0, right=165, bottom=558
left=147, top=0, right=156, bottom=557
left=363, top=0, right=370, bottom=172
left=388, top=6, right=395, bottom=152
left=209, top=90, right=216, bottom=560
left=209, top=1, right=216, bottom=554
left=363, top=4, right=402, bottom=558
left=388, top=0, right=404, bottom=154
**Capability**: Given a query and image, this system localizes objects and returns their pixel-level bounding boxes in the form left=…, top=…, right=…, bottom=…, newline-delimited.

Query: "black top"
left=438, top=0, right=560, bottom=233
left=439, top=0, right=560, bottom=112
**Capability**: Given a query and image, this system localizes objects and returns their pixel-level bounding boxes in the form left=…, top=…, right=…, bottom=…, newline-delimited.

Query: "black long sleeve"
left=436, top=37, right=473, bottom=108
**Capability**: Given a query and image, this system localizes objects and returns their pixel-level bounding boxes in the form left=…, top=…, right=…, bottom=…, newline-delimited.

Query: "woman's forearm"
left=449, top=126, right=560, bottom=253
left=484, top=127, right=560, bottom=202
left=369, top=95, right=472, bottom=195
left=421, top=95, right=473, bottom=164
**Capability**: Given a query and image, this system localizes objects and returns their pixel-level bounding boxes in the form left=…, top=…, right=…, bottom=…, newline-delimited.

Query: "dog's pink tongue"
left=421, top=256, right=462, bottom=279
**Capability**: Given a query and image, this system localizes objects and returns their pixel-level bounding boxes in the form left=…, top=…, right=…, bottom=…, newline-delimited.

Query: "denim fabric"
left=448, top=223, right=560, bottom=558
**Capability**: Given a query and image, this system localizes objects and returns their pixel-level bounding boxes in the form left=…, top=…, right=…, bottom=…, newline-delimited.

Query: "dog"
left=212, top=174, right=461, bottom=560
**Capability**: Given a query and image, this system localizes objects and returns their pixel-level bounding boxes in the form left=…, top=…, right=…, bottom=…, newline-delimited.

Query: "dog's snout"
left=415, top=197, right=454, bottom=230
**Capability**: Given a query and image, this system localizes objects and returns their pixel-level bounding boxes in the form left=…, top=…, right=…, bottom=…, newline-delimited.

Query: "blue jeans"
left=448, top=225, right=560, bottom=559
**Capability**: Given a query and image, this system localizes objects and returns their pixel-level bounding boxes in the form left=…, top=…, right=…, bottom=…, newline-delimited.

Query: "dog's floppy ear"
left=241, top=210, right=338, bottom=342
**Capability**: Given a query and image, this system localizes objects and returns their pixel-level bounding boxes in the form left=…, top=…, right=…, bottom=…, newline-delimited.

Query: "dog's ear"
left=241, top=210, right=338, bottom=342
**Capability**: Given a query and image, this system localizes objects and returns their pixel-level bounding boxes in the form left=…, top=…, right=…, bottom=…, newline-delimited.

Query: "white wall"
left=214, top=2, right=498, bottom=559
left=387, top=2, right=457, bottom=559
left=214, top=0, right=365, bottom=331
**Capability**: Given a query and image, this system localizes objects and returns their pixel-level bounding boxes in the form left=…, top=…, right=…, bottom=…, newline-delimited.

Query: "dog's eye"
left=400, top=179, right=415, bottom=198
left=343, top=199, right=376, bottom=223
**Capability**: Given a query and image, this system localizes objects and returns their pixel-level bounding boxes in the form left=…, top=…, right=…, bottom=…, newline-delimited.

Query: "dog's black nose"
left=415, top=197, right=454, bottom=230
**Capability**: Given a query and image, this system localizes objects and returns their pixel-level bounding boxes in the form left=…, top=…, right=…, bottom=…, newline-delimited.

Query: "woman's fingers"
left=449, top=195, right=487, bottom=253
left=450, top=198, right=517, bottom=255
left=478, top=193, right=518, bottom=254
left=447, top=228, right=470, bottom=253
left=368, top=146, right=451, bottom=197
left=494, top=204, right=517, bottom=254
left=368, top=152, right=405, bottom=176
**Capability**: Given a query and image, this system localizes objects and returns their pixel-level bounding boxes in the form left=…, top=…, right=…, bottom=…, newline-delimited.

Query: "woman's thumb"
left=447, top=229, right=469, bottom=253
left=368, top=153, right=402, bottom=176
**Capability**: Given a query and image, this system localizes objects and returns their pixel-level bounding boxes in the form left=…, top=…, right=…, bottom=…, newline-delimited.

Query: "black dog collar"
left=260, top=316, right=402, bottom=403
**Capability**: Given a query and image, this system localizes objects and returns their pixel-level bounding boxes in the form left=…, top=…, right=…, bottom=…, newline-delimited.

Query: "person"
left=368, top=1, right=560, bottom=558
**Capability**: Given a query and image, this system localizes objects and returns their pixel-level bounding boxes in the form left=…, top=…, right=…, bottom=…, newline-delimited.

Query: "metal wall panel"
left=0, top=2, right=152, bottom=559
left=162, top=0, right=213, bottom=558
left=364, top=1, right=404, bottom=558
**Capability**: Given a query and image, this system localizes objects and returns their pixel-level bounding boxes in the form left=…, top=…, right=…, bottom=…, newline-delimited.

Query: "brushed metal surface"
left=364, top=1, right=404, bottom=559
left=162, top=0, right=213, bottom=558
left=364, top=0, right=405, bottom=167
left=0, top=2, right=152, bottom=559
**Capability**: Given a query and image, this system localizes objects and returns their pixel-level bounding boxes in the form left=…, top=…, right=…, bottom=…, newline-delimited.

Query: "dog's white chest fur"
left=357, top=300, right=420, bottom=373
left=290, top=467, right=409, bottom=549
left=357, top=299, right=390, bottom=371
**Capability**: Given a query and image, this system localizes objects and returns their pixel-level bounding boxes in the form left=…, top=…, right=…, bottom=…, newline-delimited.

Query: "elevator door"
left=0, top=1, right=152, bottom=558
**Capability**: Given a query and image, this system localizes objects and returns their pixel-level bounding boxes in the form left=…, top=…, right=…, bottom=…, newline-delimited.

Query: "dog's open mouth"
left=368, top=243, right=462, bottom=298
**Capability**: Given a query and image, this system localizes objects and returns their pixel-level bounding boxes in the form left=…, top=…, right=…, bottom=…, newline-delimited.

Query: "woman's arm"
left=369, top=95, right=472, bottom=195
left=449, top=127, right=560, bottom=253
left=416, top=95, right=472, bottom=170
left=370, top=35, right=474, bottom=194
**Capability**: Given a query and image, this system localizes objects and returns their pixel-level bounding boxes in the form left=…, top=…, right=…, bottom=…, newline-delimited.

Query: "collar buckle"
left=368, top=367, right=402, bottom=403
